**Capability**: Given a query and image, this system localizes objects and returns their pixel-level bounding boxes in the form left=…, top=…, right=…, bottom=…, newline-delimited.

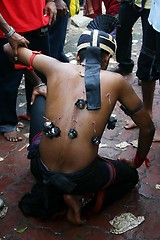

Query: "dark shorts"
left=137, top=45, right=160, bottom=81
left=137, top=22, right=160, bottom=81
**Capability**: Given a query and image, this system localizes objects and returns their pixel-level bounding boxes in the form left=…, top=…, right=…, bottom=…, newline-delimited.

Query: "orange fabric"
left=0, top=0, right=49, bottom=38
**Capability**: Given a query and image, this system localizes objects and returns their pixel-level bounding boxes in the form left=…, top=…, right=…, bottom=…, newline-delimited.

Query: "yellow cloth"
left=134, top=0, right=152, bottom=9
left=69, top=0, right=80, bottom=16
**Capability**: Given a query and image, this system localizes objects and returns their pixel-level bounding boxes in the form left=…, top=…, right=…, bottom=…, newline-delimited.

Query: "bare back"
left=40, top=63, right=121, bottom=173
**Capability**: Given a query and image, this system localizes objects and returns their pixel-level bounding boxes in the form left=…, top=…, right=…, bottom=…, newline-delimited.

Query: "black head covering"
left=77, top=15, right=117, bottom=110
left=77, top=29, right=116, bottom=57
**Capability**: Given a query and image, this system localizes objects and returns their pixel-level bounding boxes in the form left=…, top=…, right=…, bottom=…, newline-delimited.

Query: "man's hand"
left=44, top=1, right=57, bottom=25
left=8, top=32, right=29, bottom=61
left=55, top=0, right=69, bottom=17
left=31, top=84, right=47, bottom=105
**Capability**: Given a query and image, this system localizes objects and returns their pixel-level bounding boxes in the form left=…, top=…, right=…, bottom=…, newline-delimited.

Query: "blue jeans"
left=116, top=2, right=150, bottom=70
left=0, top=27, right=50, bottom=133
left=49, top=0, right=70, bottom=62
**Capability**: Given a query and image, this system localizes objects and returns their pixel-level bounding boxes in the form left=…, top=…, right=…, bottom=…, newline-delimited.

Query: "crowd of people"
left=0, top=0, right=159, bottom=225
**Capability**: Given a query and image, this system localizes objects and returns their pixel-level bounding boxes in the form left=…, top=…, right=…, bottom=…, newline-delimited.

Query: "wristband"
left=33, top=83, right=46, bottom=89
left=134, top=154, right=150, bottom=169
left=14, top=51, right=41, bottom=71
left=4, top=26, right=15, bottom=38
left=27, top=51, right=42, bottom=71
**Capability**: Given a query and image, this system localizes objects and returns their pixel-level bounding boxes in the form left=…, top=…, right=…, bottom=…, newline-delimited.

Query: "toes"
left=3, top=131, right=22, bottom=142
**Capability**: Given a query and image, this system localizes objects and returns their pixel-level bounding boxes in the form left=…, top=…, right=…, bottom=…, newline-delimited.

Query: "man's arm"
left=117, top=76, right=155, bottom=168
left=3, top=42, right=47, bottom=104
left=4, top=43, right=60, bottom=81
left=0, top=14, right=29, bottom=60
left=24, top=70, right=47, bottom=105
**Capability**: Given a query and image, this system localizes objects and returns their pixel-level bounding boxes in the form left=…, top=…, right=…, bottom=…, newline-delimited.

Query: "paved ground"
left=1, top=15, right=160, bottom=240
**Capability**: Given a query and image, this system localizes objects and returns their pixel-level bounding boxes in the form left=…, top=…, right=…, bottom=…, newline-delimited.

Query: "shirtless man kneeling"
left=4, top=19, right=155, bottom=225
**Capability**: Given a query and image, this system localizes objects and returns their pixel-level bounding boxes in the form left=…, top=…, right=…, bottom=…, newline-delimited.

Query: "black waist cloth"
left=30, top=149, right=115, bottom=195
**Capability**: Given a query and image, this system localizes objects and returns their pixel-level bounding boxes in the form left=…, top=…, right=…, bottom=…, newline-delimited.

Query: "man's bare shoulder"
left=101, top=70, right=126, bottom=85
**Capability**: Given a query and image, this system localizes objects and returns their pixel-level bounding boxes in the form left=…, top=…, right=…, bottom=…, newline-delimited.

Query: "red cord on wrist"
left=15, top=51, right=41, bottom=71
left=134, top=154, right=150, bottom=169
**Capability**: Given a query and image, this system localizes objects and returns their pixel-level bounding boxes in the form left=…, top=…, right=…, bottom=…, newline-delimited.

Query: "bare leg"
left=3, top=130, right=22, bottom=142
left=142, top=80, right=160, bottom=141
left=125, top=80, right=160, bottom=141
left=63, top=194, right=86, bottom=225
left=141, top=80, right=155, bottom=118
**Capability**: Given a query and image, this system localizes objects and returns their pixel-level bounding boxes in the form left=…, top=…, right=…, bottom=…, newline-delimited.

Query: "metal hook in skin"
left=68, top=129, right=78, bottom=139
left=75, top=99, right=86, bottom=109
left=91, top=135, right=101, bottom=145
left=43, top=121, right=61, bottom=138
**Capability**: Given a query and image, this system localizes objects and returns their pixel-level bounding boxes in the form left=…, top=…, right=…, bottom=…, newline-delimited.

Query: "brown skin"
left=4, top=44, right=155, bottom=224
left=63, top=195, right=86, bottom=225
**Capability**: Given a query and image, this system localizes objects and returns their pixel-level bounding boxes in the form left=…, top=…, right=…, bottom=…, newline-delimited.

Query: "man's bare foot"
left=124, top=120, right=138, bottom=130
left=3, top=130, right=22, bottom=142
left=63, top=194, right=86, bottom=225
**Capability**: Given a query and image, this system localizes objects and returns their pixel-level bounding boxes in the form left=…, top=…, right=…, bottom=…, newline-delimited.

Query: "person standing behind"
left=83, top=0, right=120, bottom=18
left=49, top=0, right=70, bottom=62
left=0, top=0, right=56, bottom=142
left=0, top=12, right=30, bottom=214
left=137, top=0, right=160, bottom=141
left=124, top=0, right=160, bottom=141
left=112, top=0, right=151, bottom=76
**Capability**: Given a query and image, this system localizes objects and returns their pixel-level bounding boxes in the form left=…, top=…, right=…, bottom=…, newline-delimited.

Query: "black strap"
left=120, top=102, right=143, bottom=116
left=84, top=46, right=101, bottom=110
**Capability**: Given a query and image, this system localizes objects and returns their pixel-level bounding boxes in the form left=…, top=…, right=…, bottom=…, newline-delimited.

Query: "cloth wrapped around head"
left=77, top=15, right=118, bottom=110
left=77, top=29, right=116, bottom=57
left=77, top=29, right=116, bottom=110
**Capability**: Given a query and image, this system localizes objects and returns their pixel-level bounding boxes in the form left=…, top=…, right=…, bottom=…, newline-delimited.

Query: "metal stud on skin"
left=68, top=129, right=78, bottom=139
left=44, top=121, right=53, bottom=130
left=43, top=121, right=61, bottom=138
left=91, top=135, right=101, bottom=145
left=75, top=99, right=86, bottom=109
